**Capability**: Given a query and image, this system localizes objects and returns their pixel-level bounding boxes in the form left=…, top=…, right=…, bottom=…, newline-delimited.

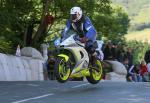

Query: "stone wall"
left=105, top=60, right=127, bottom=82
left=0, top=47, right=45, bottom=81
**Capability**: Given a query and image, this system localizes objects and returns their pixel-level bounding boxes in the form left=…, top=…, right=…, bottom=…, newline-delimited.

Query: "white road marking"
left=12, top=93, right=54, bottom=103
left=27, top=84, right=39, bottom=87
left=72, top=83, right=90, bottom=88
left=16, top=84, right=39, bottom=87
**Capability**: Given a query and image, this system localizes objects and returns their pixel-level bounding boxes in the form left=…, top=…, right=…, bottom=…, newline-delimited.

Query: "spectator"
left=124, top=47, right=133, bottom=67
left=116, top=44, right=125, bottom=63
left=129, top=64, right=142, bottom=82
left=144, top=50, right=150, bottom=73
left=103, top=41, right=113, bottom=60
left=123, top=58, right=131, bottom=81
left=144, top=49, right=150, bottom=82
left=139, top=60, right=149, bottom=82
left=111, top=43, right=117, bottom=60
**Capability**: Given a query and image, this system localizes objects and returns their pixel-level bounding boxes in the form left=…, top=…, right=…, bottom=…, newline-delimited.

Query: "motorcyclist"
left=62, top=6, right=98, bottom=68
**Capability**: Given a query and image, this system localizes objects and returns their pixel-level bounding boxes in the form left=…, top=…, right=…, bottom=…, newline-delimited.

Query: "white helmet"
left=70, top=7, right=82, bottom=22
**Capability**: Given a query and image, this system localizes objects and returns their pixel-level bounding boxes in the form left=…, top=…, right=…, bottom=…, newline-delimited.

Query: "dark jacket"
left=144, top=50, right=150, bottom=64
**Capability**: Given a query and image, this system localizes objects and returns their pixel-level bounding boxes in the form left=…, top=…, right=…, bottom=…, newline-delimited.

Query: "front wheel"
left=86, top=59, right=103, bottom=84
left=54, top=57, right=71, bottom=83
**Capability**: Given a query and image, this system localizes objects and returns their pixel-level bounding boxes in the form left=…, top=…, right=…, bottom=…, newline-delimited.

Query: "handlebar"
left=73, top=35, right=85, bottom=47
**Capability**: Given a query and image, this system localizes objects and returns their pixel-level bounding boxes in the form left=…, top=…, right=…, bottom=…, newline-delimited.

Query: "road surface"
left=0, top=81, right=150, bottom=103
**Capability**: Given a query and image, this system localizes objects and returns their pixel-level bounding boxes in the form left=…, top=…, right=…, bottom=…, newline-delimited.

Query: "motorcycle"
left=54, top=32, right=103, bottom=84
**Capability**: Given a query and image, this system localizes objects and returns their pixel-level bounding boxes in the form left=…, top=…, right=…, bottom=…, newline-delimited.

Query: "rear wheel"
left=54, top=57, right=71, bottom=83
left=86, top=59, right=103, bottom=84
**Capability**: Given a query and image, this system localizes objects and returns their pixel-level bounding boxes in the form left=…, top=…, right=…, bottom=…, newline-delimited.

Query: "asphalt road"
left=0, top=81, right=150, bottom=103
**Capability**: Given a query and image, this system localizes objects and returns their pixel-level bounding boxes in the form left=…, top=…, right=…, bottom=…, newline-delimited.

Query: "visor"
left=70, top=14, right=77, bottom=21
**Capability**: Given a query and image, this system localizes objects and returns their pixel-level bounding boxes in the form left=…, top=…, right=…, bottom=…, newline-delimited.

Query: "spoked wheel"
left=86, top=59, right=103, bottom=84
left=54, top=57, right=71, bottom=83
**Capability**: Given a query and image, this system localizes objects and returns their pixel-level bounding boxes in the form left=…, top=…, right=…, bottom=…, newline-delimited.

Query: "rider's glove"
left=79, top=37, right=87, bottom=43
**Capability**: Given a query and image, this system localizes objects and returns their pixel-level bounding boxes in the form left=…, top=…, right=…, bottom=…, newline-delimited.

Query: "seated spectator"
left=139, top=60, right=149, bottom=82
left=129, top=64, right=142, bottom=82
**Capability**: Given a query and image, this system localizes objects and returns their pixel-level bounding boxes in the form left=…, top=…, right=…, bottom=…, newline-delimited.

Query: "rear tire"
left=86, top=59, right=103, bottom=84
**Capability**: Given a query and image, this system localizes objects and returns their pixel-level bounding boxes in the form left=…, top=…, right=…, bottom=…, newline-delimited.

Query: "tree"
left=0, top=0, right=36, bottom=53
left=31, top=0, right=52, bottom=47
left=92, top=4, right=130, bottom=42
left=0, top=0, right=129, bottom=53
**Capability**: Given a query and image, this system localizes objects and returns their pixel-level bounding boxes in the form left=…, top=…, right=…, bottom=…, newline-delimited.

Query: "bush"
left=126, top=40, right=150, bottom=64
left=0, top=38, right=14, bottom=54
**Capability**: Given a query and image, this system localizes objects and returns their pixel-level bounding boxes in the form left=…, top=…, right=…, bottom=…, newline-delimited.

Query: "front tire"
left=54, top=57, right=71, bottom=83
left=86, top=59, right=103, bottom=84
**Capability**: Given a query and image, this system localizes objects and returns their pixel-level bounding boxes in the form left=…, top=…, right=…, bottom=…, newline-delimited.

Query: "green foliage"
left=125, top=28, right=150, bottom=43
left=92, top=4, right=129, bottom=43
left=0, top=0, right=42, bottom=51
left=127, top=40, right=150, bottom=64
left=0, top=0, right=130, bottom=53
left=112, top=0, right=150, bottom=31
left=0, top=37, right=13, bottom=53
left=125, top=28, right=150, bottom=63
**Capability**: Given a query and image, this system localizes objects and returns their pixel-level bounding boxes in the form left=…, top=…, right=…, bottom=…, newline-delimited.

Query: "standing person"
left=124, top=47, right=133, bottom=67
left=123, top=58, right=132, bottom=81
left=62, top=6, right=98, bottom=67
left=144, top=50, right=150, bottom=80
left=103, top=41, right=113, bottom=60
left=116, top=43, right=125, bottom=63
